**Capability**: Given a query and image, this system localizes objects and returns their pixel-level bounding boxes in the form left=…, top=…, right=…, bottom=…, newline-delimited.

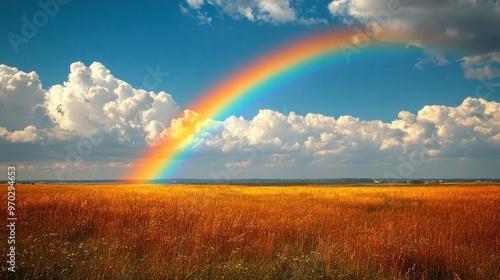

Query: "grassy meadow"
left=1, top=184, right=499, bottom=279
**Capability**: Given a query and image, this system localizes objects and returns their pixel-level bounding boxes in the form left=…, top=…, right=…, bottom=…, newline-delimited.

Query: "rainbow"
left=126, top=29, right=368, bottom=182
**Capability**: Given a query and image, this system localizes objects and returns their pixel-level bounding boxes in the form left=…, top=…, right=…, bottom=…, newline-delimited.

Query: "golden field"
left=1, top=184, right=499, bottom=279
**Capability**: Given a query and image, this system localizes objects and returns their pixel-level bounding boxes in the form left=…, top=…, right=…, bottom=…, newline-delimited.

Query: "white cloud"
left=45, top=62, right=180, bottom=145
left=461, top=52, right=500, bottom=79
left=393, top=98, right=500, bottom=157
left=256, top=0, right=296, bottom=24
left=0, top=65, right=46, bottom=131
left=0, top=62, right=180, bottom=147
left=328, top=0, right=350, bottom=17
left=186, top=0, right=204, bottom=10
left=4, top=125, right=39, bottom=143
left=413, top=52, right=449, bottom=71
left=192, top=98, right=500, bottom=169
left=180, top=0, right=327, bottom=25
left=196, top=11, right=212, bottom=25
left=327, top=0, right=500, bottom=76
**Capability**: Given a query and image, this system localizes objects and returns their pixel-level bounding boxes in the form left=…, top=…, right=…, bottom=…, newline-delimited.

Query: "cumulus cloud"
left=192, top=98, right=500, bottom=169
left=4, top=125, right=39, bottom=143
left=0, top=62, right=181, bottom=143
left=391, top=98, right=500, bottom=157
left=0, top=65, right=46, bottom=132
left=181, top=0, right=327, bottom=26
left=45, top=62, right=180, bottom=145
left=0, top=62, right=181, bottom=147
left=327, top=0, right=500, bottom=77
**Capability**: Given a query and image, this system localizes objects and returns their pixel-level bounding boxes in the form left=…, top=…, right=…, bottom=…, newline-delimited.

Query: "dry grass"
left=1, top=184, right=499, bottom=279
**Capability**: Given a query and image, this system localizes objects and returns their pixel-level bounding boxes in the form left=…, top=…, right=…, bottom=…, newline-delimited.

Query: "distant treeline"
left=2, top=178, right=499, bottom=185
left=148, top=178, right=500, bottom=185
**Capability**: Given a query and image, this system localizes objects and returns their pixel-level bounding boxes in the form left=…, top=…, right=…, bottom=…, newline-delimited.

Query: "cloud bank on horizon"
left=0, top=62, right=499, bottom=179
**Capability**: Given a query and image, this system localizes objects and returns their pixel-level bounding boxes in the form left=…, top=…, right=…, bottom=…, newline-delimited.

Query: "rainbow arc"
left=126, top=29, right=373, bottom=182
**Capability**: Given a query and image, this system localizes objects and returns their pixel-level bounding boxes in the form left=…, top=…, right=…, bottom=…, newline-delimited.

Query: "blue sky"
left=0, top=0, right=499, bottom=180
left=0, top=0, right=485, bottom=120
